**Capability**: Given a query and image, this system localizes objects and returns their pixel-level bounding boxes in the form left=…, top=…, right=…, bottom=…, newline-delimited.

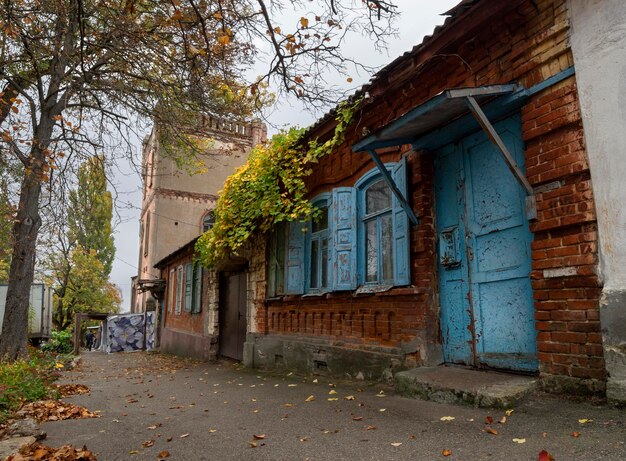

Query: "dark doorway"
left=219, top=271, right=247, bottom=361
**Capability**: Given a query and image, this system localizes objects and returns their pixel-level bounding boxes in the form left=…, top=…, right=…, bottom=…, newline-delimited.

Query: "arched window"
left=202, top=211, right=215, bottom=232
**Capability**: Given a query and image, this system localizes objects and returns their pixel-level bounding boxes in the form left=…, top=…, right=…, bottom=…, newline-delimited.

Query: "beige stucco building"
left=133, top=115, right=266, bottom=313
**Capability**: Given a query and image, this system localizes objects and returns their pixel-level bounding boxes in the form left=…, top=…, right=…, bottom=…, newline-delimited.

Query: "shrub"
left=41, top=330, right=73, bottom=354
left=0, top=358, right=59, bottom=422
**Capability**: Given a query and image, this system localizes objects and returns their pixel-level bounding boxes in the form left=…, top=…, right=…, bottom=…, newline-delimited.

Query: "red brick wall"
left=523, top=82, right=605, bottom=381
left=161, top=250, right=209, bottom=336
left=261, top=0, right=604, bottom=381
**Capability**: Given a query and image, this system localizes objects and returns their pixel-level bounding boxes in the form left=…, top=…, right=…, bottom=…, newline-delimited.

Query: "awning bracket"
left=464, top=96, right=537, bottom=220
left=366, top=150, right=420, bottom=227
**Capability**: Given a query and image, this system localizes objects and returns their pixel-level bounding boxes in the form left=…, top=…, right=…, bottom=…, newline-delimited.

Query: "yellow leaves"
left=171, top=9, right=183, bottom=21
left=305, top=395, right=315, bottom=402
left=512, top=438, right=526, bottom=444
left=440, top=416, right=455, bottom=421
left=273, top=26, right=282, bottom=35
left=578, top=419, right=593, bottom=424
left=213, top=11, right=223, bottom=20
left=217, top=28, right=233, bottom=46
left=300, top=17, right=309, bottom=28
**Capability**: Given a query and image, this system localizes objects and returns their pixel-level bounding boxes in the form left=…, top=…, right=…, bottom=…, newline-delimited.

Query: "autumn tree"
left=49, top=247, right=121, bottom=331
left=0, top=0, right=397, bottom=359
left=67, top=156, right=115, bottom=276
left=45, top=156, right=118, bottom=330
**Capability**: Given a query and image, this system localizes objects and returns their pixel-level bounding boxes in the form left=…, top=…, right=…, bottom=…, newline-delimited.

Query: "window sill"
left=265, top=285, right=423, bottom=303
left=302, top=290, right=330, bottom=298
left=354, top=284, right=393, bottom=295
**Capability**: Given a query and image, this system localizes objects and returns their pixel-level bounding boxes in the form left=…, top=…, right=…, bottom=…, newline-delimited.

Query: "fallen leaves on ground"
left=512, top=438, right=526, bottom=444
left=253, top=434, right=266, bottom=440
left=158, top=450, right=170, bottom=459
left=538, top=449, right=554, bottom=461
left=485, top=416, right=494, bottom=425
left=498, top=416, right=507, bottom=424
left=390, top=442, right=402, bottom=447
left=6, top=443, right=96, bottom=461
left=571, top=431, right=581, bottom=438
left=19, top=400, right=99, bottom=423
left=485, top=427, right=499, bottom=436
left=442, top=449, right=452, bottom=457
left=578, top=419, right=593, bottom=424
left=141, top=440, right=154, bottom=447
left=505, top=409, right=514, bottom=416
left=305, top=395, right=315, bottom=402
left=440, top=416, right=455, bottom=421
left=53, top=384, right=91, bottom=397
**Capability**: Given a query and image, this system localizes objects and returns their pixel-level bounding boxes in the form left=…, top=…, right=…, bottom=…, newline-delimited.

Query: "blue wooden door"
left=435, top=116, right=537, bottom=372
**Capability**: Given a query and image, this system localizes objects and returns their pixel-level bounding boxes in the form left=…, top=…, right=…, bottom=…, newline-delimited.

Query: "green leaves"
left=195, top=98, right=362, bottom=267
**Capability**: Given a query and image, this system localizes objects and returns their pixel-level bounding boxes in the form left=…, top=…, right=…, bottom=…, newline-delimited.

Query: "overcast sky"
left=109, top=0, right=460, bottom=310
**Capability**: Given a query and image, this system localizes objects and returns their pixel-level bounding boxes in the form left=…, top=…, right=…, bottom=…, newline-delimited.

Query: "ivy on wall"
left=195, top=98, right=362, bottom=267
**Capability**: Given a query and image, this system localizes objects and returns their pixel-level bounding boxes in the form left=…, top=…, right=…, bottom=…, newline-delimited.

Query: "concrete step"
left=394, top=366, right=537, bottom=408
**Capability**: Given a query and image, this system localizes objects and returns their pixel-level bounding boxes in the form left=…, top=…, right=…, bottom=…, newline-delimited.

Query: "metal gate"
left=219, top=272, right=247, bottom=361
left=435, top=116, right=537, bottom=372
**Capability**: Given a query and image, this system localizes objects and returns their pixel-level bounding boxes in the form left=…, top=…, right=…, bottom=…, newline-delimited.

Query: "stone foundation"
left=600, top=289, right=626, bottom=404
left=160, top=327, right=217, bottom=362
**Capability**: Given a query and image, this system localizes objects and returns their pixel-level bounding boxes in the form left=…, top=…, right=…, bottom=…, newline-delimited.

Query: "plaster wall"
left=568, top=0, right=626, bottom=402
left=568, top=0, right=626, bottom=289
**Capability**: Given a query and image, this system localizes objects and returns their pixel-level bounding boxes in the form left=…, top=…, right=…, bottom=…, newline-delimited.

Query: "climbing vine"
left=195, top=98, right=362, bottom=267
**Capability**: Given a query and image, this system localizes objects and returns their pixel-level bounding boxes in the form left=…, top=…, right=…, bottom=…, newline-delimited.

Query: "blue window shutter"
left=285, top=221, right=305, bottom=294
left=184, top=263, right=193, bottom=311
left=192, top=265, right=202, bottom=313
left=392, top=157, right=410, bottom=285
left=331, top=187, right=357, bottom=290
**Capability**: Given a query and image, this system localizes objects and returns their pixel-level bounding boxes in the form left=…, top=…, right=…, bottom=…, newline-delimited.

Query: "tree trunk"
left=0, top=115, right=54, bottom=360
left=0, top=167, right=42, bottom=359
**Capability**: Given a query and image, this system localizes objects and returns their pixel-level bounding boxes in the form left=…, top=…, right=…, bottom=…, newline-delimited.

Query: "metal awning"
left=352, top=84, right=534, bottom=225
left=353, top=85, right=521, bottom=153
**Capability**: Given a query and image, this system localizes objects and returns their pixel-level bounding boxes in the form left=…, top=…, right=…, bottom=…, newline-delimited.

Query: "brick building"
left=133, top=115, right=266, bottom=314
left=232, top=0, right=626, bottom=399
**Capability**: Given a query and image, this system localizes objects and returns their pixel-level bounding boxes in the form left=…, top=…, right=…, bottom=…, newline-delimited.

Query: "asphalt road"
left=43, top=352, right=626, bottom=461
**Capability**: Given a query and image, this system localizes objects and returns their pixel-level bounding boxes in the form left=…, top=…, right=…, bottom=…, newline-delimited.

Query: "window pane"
left=321, top=238, right=329, bottom=289
left=312, top=206, right=329, bottom=233
left=310, top=239, right=319, bottom=289
left=365, top=220, right=378, bottom=283
left=202, top=212, right=215, bottom=232
left=381, top=214, right=393, bottom=282
left=366, top=180, right=391, bottom=215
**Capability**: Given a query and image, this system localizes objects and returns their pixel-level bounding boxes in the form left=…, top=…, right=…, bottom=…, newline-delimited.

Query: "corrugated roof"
left=305, top=0, right=483, bottom=137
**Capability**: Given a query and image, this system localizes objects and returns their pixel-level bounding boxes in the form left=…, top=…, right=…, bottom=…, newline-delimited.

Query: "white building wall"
left=568, top=0, right=626, bottom=402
